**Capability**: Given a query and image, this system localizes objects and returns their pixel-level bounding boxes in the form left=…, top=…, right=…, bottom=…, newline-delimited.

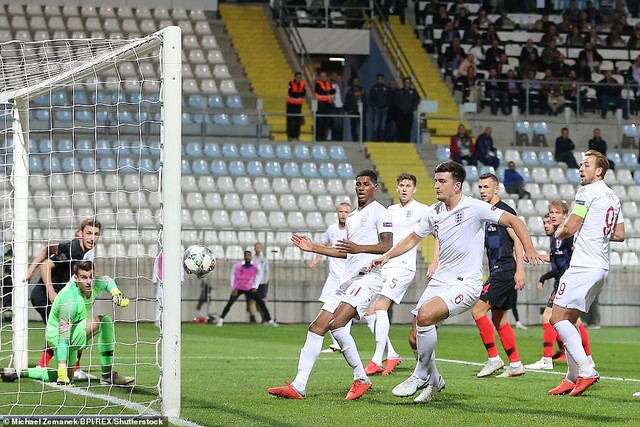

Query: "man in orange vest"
left=314, top=71, right=336, bottom=142
left=287, top=72, right=306, bottom=141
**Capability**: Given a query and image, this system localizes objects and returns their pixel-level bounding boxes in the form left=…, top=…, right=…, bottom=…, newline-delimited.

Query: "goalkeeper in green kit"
left=1, top=260, right=134, bottom=386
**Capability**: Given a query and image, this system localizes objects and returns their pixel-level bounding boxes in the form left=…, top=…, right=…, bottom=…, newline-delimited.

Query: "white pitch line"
left=45, top=382, right=206, bottom=427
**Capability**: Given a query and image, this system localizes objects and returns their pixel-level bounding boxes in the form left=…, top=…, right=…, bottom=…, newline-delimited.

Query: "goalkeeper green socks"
left=22, top=366, right=57, bottom=382
left=98, top=315, right=115, bottom=375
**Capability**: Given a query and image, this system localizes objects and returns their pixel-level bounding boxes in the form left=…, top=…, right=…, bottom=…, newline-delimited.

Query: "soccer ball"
left=182, top=245, right=216, bottom=278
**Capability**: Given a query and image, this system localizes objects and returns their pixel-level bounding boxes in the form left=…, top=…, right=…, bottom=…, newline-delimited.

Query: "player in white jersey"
left=370, top=161, right=542, bottom=403
left=548, top=150, right=625, bottom=397
left=268, top=170, right=393, bottom=401
left=362, top=172, right=429, bottom=376
left=309, top=202, right=351, bottom=353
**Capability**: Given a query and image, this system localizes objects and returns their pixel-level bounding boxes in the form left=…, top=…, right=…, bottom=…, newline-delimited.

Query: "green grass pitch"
left=1, top=322, right=639, bottom=426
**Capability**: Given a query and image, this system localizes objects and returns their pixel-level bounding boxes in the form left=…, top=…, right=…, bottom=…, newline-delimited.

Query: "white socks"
left=331, top=326, right=367, bottom=381
left=414, top=325, right=438, bottom=381
left=554, top=320, right=596, bottom=378
left=292, top=331, right=324, bottom=392
left=363, top=314, right=375, bottom=334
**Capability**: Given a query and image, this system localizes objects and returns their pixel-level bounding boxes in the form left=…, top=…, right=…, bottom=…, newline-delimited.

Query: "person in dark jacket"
left=587, top=128, right=614, bottom=170
left=597, top=70, right=628, bottom=120
left=344, top=85, right=367, bottom=142
left=554, top=127, right=579, bottom=169
left=394, top=77, right=420, bottom=142
left=504, top=161, right=530, bottom=199
left=485, top=68, right=509, bottom=115
left=385, top=79, right=399, bottom=141
left=369, top=73, right=391, bottom=141
left=474, top=126, right=499, bottom=168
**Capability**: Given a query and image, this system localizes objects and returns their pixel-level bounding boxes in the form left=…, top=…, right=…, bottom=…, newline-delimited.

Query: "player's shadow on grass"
left=184, top=396, right=299, bottom=427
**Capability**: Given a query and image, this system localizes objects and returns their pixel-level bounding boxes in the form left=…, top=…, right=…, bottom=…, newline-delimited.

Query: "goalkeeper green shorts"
left=46, top=318, right=88, bottom=366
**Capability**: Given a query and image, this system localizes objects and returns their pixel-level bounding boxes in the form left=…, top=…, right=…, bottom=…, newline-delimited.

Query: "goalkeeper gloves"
left=57, top=367, right=71, bottom=386
left=110, top=289, right=130, bottom=307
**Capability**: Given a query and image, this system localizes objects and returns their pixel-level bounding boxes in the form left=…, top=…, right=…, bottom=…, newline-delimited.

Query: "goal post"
left=0, top=26, right=182, bottom=417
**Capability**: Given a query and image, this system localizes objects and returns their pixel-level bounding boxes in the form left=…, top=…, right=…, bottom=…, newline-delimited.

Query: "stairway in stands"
left=220, top=5, right=312, bottom=141
left=365, top=142, right=436, bottom=263
left=386, top=16, right=463, bottom=145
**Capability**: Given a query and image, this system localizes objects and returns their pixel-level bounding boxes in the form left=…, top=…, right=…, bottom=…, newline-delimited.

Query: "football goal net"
left=0, top=26, right=182, bottom=418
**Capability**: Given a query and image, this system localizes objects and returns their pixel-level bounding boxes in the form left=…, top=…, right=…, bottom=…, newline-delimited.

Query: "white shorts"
left=412, top=279, right=481, bottom=318
left=319, top=276, right=341, bottom=303
left=341, top=271, right=383, bottom=318
left=553, top=266, right=607, bottom=313
left=378, top=266, right=416, bottom=304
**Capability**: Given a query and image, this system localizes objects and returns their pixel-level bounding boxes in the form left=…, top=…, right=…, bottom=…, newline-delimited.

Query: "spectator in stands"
left=458, top=54, right=478, bottom=77
left=566, top=0, right=581, bottom=23
left=554, top=127, right=579, bottom=169
left=395, top=77, right=420, bottom=142
left=443, top=37, right=466, bottom=76
left=576, top=11, right=590, bottom=32
left=562, top=69, right=587, bottom=114
left=286, top=72, right=306, bottom=142
left=541, top=40, right=564, bottom=76
left=505, top=69, right=522, bottom=110
left=628, top=55, right=640, bottom=85
left=448, top=0, right=466, bottom=14
left=481, top=24, right=501, bottom=45
left=474, top=126, right=500, bottom=168
left=578, top=42, right=603, bottom=72
left=455, top=66, right=481, bottom=103
left=606, top=28, right=626, bottom=47
left=504, top=161, right=530, bottom=199
left=583, top=27, right=604, bottom=47
left=453, top=7, right=471, bottom=31
left=519, top=39, right=540, bottom=65
left=485, top=68, right=509, bottom=115
left=573, top=58, right=592, bottom=82
left=463, top=23, right=482, bottom=44
left=440, top=21, right=461, bottom=44
left=522, top=69, right=544, bottom=114
left=470, top=39, right=486, bottom=69
left=422, top=0, right=441, bottom=21
left=433, top=5, right=450, bottom=28
left=484, top=40, right=505, bottom=71
left=385, top=79, right=398, bottom=142
left=560, top=13, right=574, bottom=33
left=542, top=68, right=565, bottom=116
left=369, top=73, right=391, bottom=142
left=314, top=71, right=336, bottom=142
left=612, top=14, right=633, bottom=36
left=473, top=8, right=492, bottom=30
left=495, top=11, right=517, bottom=30
left=597, top=69, right=628, bottom=120
left=519, top=52, right=540, bottom=79
left=450, top=124, right=476, bottom=165
left=345, top=85, right=366, bottom=142
left=532, top=13, right=552, bottom=31
left=331, top=72, right=346, bottom=141
left=585, top=1, right=601, bottom=26
left=383, top=0, right=407, bottom=25
left=626, top=27, right=640, bottom=48
left=588, top=128, right=614, bottom=170
left=540, top=24, right=561, bottom=47
left=566, top=26, right=585, bottom=47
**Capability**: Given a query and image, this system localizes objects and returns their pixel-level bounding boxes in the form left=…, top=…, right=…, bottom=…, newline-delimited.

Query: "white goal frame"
left=1, top=26, right=182, bottom=418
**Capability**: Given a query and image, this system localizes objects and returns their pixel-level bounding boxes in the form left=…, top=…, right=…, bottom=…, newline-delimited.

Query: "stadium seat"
left=184, top=192, right=205, bottom=209
left=316, top=194, right=335, bottom=211
left=527, top=216, right=545, bottom=235
left=337, top=163, right=355, bottom=178
left=290, top=178, right=308, bottom=195
left=628, top=185, right=640, bottom=203
left=212, top=210, right=231, bottom=227
left=253, top=177, right=271, bottom=194
left=516, top=199, right=536, bottom=216
left=185, top=142, right=203, bottom=157
left=197, top=176, right=216, bottom=193
left=611, top=185, right=628, bottom=200
left=215, top=176, right=234, bottom=193
left=279, top=194, right=298, bottom=211
left=207, top=50, right=225, bottom=64
left=287, top=212, right=306, bottom=229
left=239, top=143, right=257, bottom=159
left=210, top=160, right=228, bottom=176
left=219, top=80, right=237, bottom=94
left=534, top=199, right=549, bottom=215
left=524, top=183, right=541, bottom=199
left=305, top=212, right=325, bottom=230
left=246, top=161, right=264, bottom=177
left=622, top=152, right=638, bottom=167
left=326, top=178, right=345, bottom=195
left=232, top=114, right=249, bottom=126
left=522, top=150, right=538, bottom=165
left=234, top=176, right=253, bottom=193
left=258, top=144, right=275, bottom=159
left=231, top=211, right=250, bottom=228
left=260, top=193, right=279, bottom=210
left=504, top=150, right=522, bottom=164
left=558, top=184, right=576, bottom=200
left=329, top=145, right=347, bottom=161
left=311, top=145, right=329, bottom=160
left=319, top=163, right=337, bottom=178
left=531, top=167, right=548, bottom=183
left=465, top=165, right=479, bottom=182
left=308, top=178, right=327, bottom=195
left=298, top=194, right=317, bottom=211
left=227, top=95, right=243, bottom=109
left=265, top=161, right=283, bottom=177
left=294, top=145, right=312, bottom=160
left=622, top=201, right=639, bottom=218
left=604, top=170, right=618, bottom=186
left=237, top=230, right=256, bottom=246
left=190, top=159, right=209, bottom=176
left=565, top=168, right=580, bottom=185
left=301, top=162, right=319, bottom=178
left=275, top=144, right=293, bottom=159
left=213, top=113, right=230, bottom=125
left=283, top=162, right=301, bottom=177
left=203, top=193, right=222, bottom=209
left=283, top=246, right=303, bottom=262
left=268, top=211, right=287, bottom=229
left=242, top=193, right=261, bottom=210
left=271, top=177, right=290, bottom=194
left=249, top=211, right=269, bottom=229
left=436, top=145, right=450, bottom=162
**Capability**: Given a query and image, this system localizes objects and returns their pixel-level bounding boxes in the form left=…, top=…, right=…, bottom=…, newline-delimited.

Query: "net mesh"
left=0, top=34, right=165, bottom=415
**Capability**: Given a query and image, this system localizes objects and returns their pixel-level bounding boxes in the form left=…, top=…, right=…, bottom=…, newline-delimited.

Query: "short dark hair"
left=74, top=260, right=94, bottom=275
left=357, top=169, right=378, bottom=184
left=376, top=73, right=384, bottom=78
left=244, top=250, right=252, bottom=256
left=80, top=218, right=101, bottom=231
left=478, top=173, right=499, bottom=185
left=434, top=161, right=466, bottom=183
left=294, top=72, right=302, bottom=77
left=397, top=172, right=417, bottom=186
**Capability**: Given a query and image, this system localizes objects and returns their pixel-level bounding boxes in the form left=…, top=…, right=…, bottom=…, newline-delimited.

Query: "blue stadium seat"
left=51, top=91, right=69, bottom=106
left=522, top=150, right=538, bottom=165
left=465, top=165, right=479, bottom=182
left=232, top=114, right=249, bottom=126
left=96, top=139, right=115, bottom=155
left=73, top=91, right=89, bottom=104
left=519, top=167, right=532, bottom=183
left=28, top=139, right=37, bottom=153
left=119, top=157, right=137, bottom=173
left=564, top=168, right=580, bottom=185
left=294, top=144, right=311, bottom=160
left=329, top=145, right=347, bottom=160
left=117, top=140, right=134, bottom=155
left=33, top=94, right=49, bottom=106
left=45, top=157, right=63, bottom=174
left=283, top=161, right=301, bottom=177
left=203, top=142, right=221, bottom=158
left=181, top=113, right=193, bottom=124
left=35, top=109, right=50, bottom=121
left=192, top=113, right=208, bottom=124
left=246, top=160, right=264, bottom=176
left=210, top=160, right=228, bottom=175
left=607, top=152, right=622, bottom=166
left=55, top=109, right=71, bottom=123
left=185, top=141, right=203, bottom=157
left=275, top=144, right=292, bottom=159
left=95, top=110, right=109, bottom=125
left=479, top=165, right=495, bottom=176
left=111, top=92, right=127, bottom=104
left=92, top=91, right=107, bottom=104
left=229, top=160, right=246, bottom=176
left=55, top=139, right=73, bottom=152
left=436, top=145, right=450, bottom=162
left=140, top=158, right=157, bottom=173
left=538, top=150, right=555, bottom=166
left=187, top=94, right=203, bottom=108
left=301, top=162, right=319, bottom=177
left=258, top=144, right=275, bottom=159
left=29, top=156, right=43, bottom=173
left=38, top=139, right=52, bottom=153
left=622, top=152, right=638, bottom=167
left=61, top=156, right=75, bottom=173
left=208, top=95, right=224, bottom=109
left=265, top=161, right=282, bottom=176
left=75, top=109, right=94, bottom=123
left=222, top=143, right=239, bottom=158
left=240, top=143, right=257, bottom=158
left=213, top=113, right=230, bottom=125
left=227, top=95, right=243, bottom=109
left=319, top=162, right=337, bottom=178
left=337, top=163, right=355, bottom=178
left=181, top=159, right=192, bottom=174
left=311, top=145, right=329, bottom=160
left=79, top=157, right=96, bottom=173
left=76, top=139, right=94, bottom=152
left=192, top=159, right=210, bottom=175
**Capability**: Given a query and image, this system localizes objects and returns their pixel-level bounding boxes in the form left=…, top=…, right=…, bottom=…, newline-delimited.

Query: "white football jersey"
left=570, top=180, right=624, bottom=270
left=322, top=222, right=347, bottom=280
left=414, top=195, right=504, bottom=287
left=385, top=199, right=430, bottom=271
left=342, top=200, right=393, bottom=282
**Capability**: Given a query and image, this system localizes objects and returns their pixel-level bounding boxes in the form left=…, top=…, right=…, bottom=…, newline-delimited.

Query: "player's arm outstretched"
left=24, top=243, right=59, bottom=282
left=292, top=234, right=347, bottom=258
left=497, top=212, right=543, bottom=265
left=369, top=231, right=422, bottom=269
left=335, top=232, right=392, bottom=255
left=97, top=276, right=130, bottom=307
